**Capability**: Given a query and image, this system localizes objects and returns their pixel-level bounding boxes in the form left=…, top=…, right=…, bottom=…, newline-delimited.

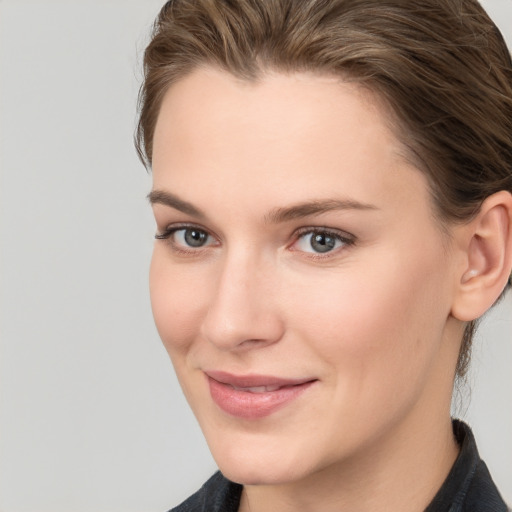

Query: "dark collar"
left=425, top=420, right=508, bottom=511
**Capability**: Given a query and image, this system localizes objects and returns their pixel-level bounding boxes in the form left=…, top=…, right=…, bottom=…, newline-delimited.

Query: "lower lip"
left=208, top=377, right=316, bottom=419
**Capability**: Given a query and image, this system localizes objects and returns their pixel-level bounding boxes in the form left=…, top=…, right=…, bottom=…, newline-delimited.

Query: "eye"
left=175, top=227, right=211, bottom=248
left=155, top=226, right=216, bottom=250
left=293, top=229, right=353, bottom=254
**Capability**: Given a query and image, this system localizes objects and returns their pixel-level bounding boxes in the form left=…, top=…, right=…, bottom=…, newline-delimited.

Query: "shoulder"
left=168, top=471, right=243, bottom=512
left=461, top=459, right=510, bottom=512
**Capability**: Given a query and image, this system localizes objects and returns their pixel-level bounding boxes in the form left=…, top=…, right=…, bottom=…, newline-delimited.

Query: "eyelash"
left=155, top=223, right=217, bottom=255
left=154, top=224, right=356, bottom=257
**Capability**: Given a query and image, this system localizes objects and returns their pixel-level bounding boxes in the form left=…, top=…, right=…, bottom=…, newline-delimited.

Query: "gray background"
left=0, top=1, right=510, bottom=510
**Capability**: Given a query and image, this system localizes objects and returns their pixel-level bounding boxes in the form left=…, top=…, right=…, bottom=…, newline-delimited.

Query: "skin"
left=149, top=67, right=466, bottom=512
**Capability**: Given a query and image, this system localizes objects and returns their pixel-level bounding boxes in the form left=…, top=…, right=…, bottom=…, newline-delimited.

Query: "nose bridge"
left=200, top=245, right=282, bottom=350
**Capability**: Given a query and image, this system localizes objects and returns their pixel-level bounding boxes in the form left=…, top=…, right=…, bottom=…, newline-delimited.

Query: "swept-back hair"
left=136, top=0, right=512, bottom=377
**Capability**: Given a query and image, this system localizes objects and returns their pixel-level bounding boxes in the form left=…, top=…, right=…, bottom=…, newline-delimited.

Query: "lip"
left=205, top=371, right=317, bottom=419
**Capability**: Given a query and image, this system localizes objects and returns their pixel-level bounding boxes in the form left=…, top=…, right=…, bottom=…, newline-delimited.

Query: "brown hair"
left=136, top=0, right=512, bottom=378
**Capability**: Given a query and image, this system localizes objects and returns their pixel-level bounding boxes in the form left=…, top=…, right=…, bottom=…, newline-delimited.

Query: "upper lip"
left=205, top=370, right=316, bottom=388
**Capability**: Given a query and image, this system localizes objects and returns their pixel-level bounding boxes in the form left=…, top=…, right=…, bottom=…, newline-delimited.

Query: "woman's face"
left=149, top=68, right=462, bottom=485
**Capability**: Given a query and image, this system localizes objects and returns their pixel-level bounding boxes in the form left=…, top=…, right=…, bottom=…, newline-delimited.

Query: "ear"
left=451, top=190, right=512, bottom=322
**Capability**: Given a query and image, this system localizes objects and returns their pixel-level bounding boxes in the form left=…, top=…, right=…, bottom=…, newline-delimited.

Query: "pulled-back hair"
left=136, top=0, right=512, bottom=378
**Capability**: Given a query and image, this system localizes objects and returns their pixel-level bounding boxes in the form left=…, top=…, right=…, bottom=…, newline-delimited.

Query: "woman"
left=136, top=0, right=512, bottom=510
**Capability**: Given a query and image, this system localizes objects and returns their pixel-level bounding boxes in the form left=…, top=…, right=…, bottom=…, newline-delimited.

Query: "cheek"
left=285, top=249, right=451, bottom=382
left=279, top=255, right=452, bottom=447
left=149, top=248, right=208, bottom=355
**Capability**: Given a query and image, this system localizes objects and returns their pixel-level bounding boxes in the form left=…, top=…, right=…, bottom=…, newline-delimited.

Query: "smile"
left=231, top=385, right=282, bottom=393
left=205, top=371, right=317, bottom=419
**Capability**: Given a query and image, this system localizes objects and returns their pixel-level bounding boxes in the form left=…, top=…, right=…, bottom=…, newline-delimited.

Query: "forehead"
left=151, top=67, right=431, bottom=219
left=153, top=67, right=395, bottom=155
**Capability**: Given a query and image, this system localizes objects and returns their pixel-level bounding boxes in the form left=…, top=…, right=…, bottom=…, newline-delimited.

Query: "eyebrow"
left=148, top=189, right=378, bottom=222
left=265, top=199, right=379, bottom=224
left=147, top=190, right=206, bottom=218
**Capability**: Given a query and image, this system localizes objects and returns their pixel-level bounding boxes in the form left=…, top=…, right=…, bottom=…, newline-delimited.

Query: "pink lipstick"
left=206, top=371, right=317, bottom=419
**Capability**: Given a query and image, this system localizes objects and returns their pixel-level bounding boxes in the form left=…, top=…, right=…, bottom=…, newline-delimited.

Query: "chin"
left=219, top=460, right=306, bottom=486
left=208, top=436, right=317, bottom=486
left=220, top=466, right=275, bottom=486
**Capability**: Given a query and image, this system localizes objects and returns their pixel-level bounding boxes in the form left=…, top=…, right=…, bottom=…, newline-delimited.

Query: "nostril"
left=200, top=310, right=285, bottom=351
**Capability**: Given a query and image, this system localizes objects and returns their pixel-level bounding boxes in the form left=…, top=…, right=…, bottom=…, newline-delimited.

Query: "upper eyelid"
left=292, top=226, right=355, bottom=241
left=156, top=222, right=216, bottom=237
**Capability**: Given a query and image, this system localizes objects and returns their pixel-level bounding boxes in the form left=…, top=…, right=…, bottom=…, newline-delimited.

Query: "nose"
left=200, top=251, right=285, bottom=351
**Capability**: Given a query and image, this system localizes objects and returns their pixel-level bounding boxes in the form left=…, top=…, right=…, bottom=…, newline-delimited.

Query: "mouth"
left=205, top=371, right=317, bottom=419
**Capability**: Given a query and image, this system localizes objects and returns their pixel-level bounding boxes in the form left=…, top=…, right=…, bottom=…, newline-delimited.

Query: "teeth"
left=232, top=385, right=281, bottom=393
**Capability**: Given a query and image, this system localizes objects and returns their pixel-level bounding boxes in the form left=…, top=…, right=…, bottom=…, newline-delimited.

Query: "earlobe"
left=451, top=190, right=512, bottom=322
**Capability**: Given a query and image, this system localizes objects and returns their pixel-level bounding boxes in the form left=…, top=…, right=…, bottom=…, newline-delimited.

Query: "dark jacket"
left=170, top=421, right=509, bottom=512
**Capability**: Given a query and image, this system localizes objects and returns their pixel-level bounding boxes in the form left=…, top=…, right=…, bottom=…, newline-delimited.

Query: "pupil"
left=184, top=229, right=207, bottom=247
left=311, top=233, right=335, bottom=253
